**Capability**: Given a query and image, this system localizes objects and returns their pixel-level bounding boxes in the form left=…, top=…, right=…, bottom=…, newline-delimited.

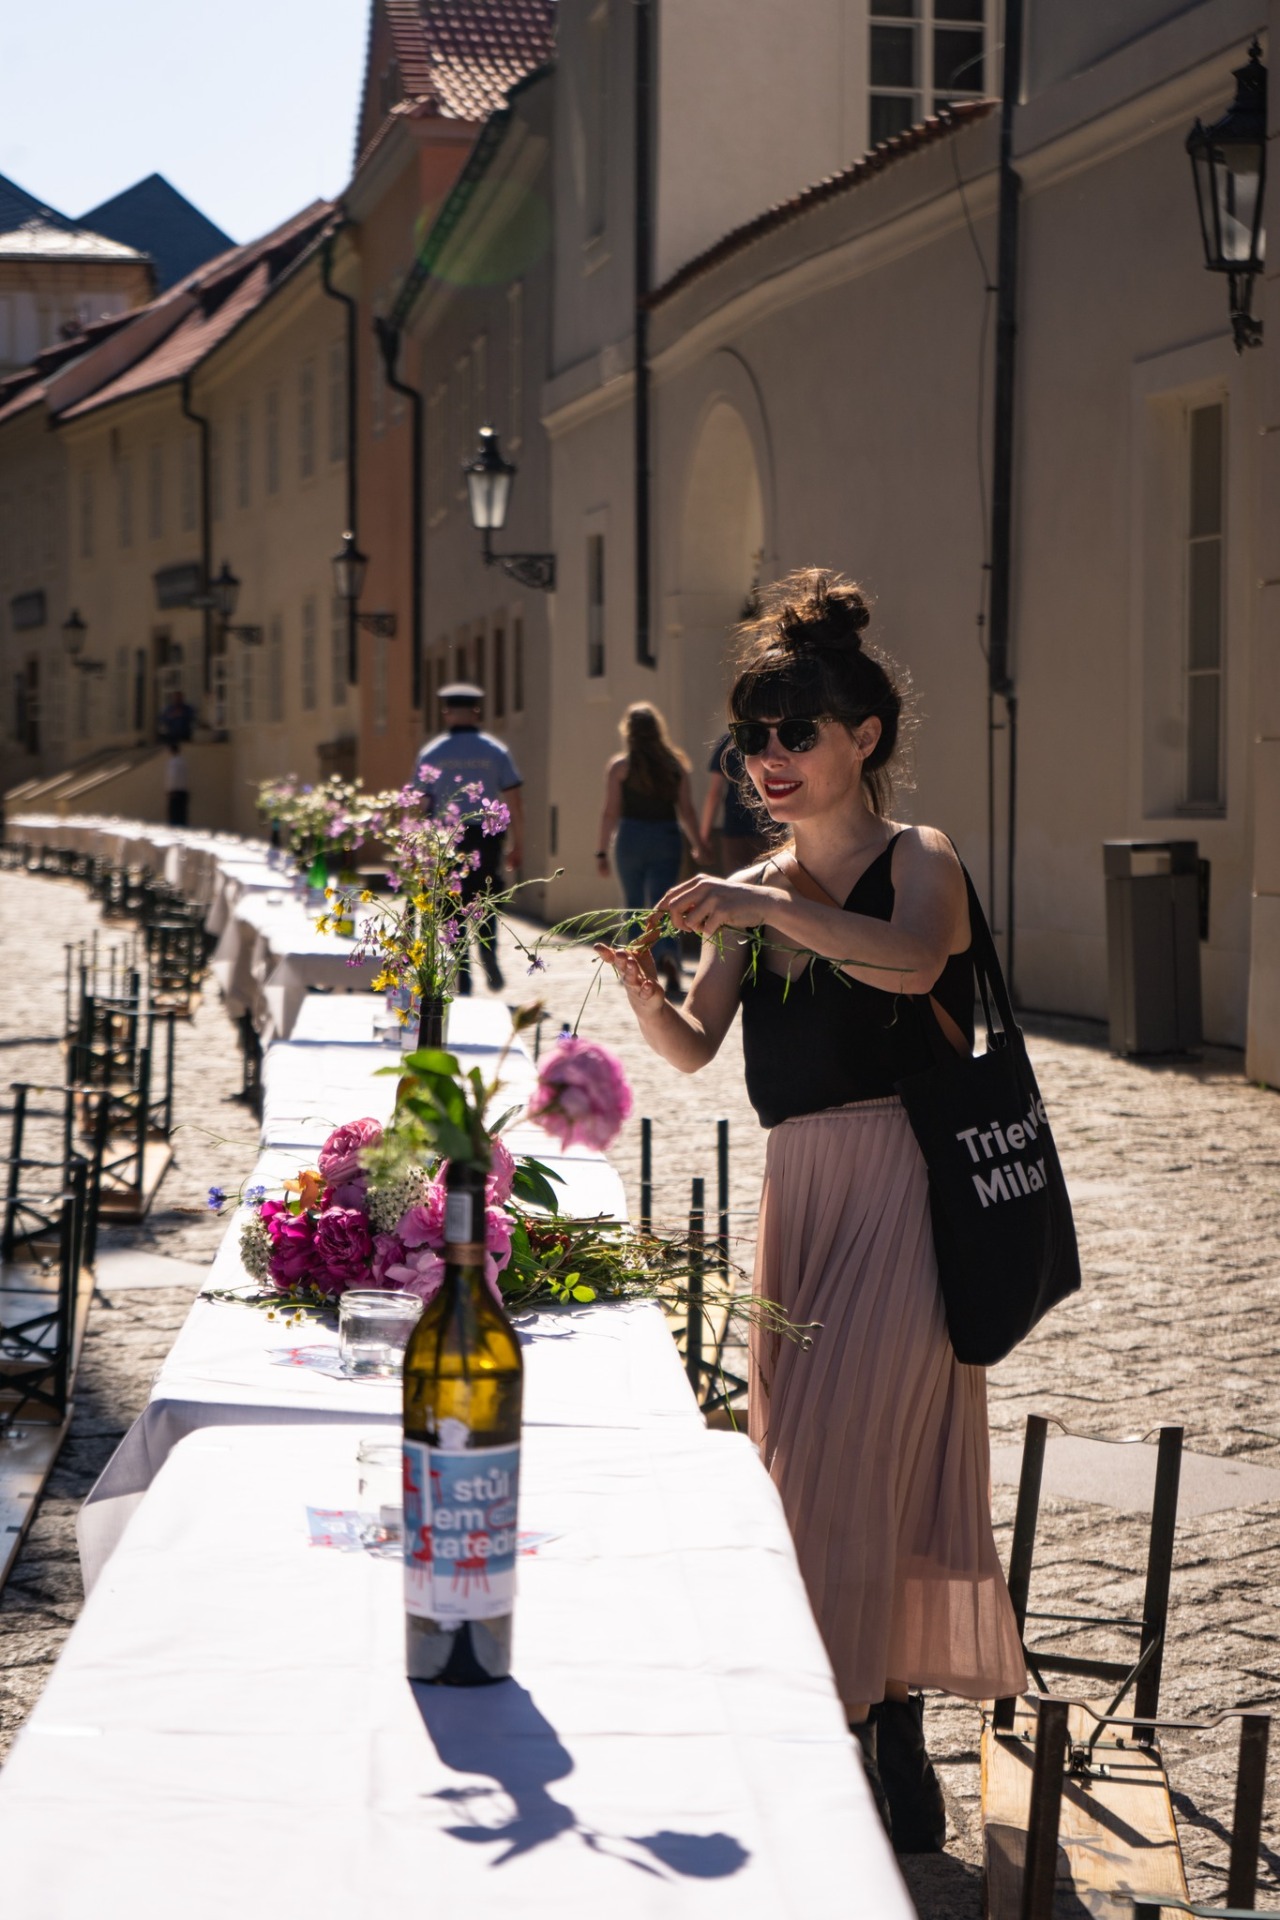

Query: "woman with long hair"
left=597, top=571, right=1025, bottom=1851
left=596, top=701, right=706, bottom=1001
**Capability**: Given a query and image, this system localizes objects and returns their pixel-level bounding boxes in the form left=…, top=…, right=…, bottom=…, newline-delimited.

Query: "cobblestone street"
left=1, top=873, right=1278, bottom=1917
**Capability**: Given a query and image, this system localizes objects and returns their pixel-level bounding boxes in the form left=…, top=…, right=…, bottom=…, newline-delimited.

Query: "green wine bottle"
left=402, top=1162, right=523, bottom=1683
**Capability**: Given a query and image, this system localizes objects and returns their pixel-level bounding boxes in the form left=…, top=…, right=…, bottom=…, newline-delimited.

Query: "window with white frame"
left=236, top=404, right=251, bottom=510
left=508, top=283, right=524, bottom=450
left=868, top=0, right=986, bottom=150
left=265, top=386, right=281, bottom=495
left=298, top=360, right=316, bottom=480
left=180, top=432, right=198, bottom=533
left=330, top=596, right=348, bottom=706
left=583, top=3, right=609, bottom=242
left=1184, top=400, right=1225, bottom=810
left=113, top=645, right=128, bottom=733
left=267, top=613, right=284, bottom=722
left=148, top=444, right=164, bottom=540
left=587, top=533, right=605, bottom=678
left=373, top=629, right=389, bottom=733
left=239, top=639, right=255, bottom=725
left=328, top=339, right=347, bottom=463
left=301, top=594, right=318, bottom=711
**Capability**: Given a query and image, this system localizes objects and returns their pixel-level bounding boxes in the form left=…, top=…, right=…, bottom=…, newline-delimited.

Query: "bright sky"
left=0, top=0, right=370, bottom=244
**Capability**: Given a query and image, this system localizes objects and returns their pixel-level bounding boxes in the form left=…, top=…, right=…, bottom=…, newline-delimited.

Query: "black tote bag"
left=894, top=864, right=1081, bottom=1365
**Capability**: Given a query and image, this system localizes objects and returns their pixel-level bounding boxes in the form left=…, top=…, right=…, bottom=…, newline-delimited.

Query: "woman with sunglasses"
left=597, top=570, right=1025, bottom=1852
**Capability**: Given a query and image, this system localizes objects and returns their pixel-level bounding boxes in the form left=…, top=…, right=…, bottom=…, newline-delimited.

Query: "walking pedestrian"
left=164, top=742, right=189, bottom=827
left=698, top=731, right=772, bottom=874
left=596, top=571, right=1025, bottom=1850
left=158, top=688, right=195, bottom=747
left=595, top=703, right=705, bottom=1002
left=414, top=681, right=523, bottom=993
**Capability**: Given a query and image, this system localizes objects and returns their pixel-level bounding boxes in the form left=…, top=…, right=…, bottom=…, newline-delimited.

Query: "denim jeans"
left=614, top=818, right=683, bottom=965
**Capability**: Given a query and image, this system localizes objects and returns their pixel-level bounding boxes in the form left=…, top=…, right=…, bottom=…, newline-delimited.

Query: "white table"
left=8, top=1423, right=911, bottom=1918
left=210, top=891, right=380, bottom=1042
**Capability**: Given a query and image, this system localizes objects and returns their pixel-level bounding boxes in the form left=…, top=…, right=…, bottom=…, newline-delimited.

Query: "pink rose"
left=312, top=1205, right=374, bottom=1294
left=487, top=1137, right=516, bottom=1205
left=399, top=1184, right=445, bottom=1250
left=485, top=1205, right=513, bottom=1267
left=527, top=1036, right=632, bottom=1152
left=385, top=1244, right=446, bottom=1305
left=317, top=1117, right=383, bottom=1187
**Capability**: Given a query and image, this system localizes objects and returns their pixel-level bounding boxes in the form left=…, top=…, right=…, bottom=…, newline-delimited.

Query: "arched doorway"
left=676, top=398, right=765, bottom=767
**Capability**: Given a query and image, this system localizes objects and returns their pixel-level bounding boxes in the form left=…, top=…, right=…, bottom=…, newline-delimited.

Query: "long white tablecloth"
left=210, top=890, right=381, bottom=1042
left=9, top=1422, right=911, bottom=1918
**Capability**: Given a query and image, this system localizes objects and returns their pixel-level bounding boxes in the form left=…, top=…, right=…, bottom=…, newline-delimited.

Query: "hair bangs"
left=729, top=655, right=827, bottom=723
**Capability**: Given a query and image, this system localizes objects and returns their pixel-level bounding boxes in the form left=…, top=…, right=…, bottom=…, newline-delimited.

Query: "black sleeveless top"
left=740, top=831, right=975, bottom=1128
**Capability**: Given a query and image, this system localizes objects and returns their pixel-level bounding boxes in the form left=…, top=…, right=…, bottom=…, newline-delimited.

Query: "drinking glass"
left=338, top=1289, right=423, bottom=1378
left=357, top=1438, right=404, bottom=1552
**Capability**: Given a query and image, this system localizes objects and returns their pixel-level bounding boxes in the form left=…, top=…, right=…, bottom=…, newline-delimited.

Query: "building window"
left=584, top=4, right=609, bottom=241
left=239, top=640, right=255, bottom=726
left=453, top=356, right=471, bottom=498
left=493, top=623, right=507, bottom=719
left=868, top=0, right=985, bottom=150
left=513, top=614, right=524, bottom=713
left=298, top=360, right=316, bottom=480
left=79, top=470, right=94, bottom=560
left=265, top=386, right=281, bottom=495
left=1184, top=400, right=1225, bottom=810
left=330, top=597, right=348, bottom=706
left=236, top=404, right=251, bottom=510
left=210, top=423, right=223, bottom=521
left=473, top=628, right=487, bottom=691
left=147, top=445, right=164, bottom=540
left=587, top=534, right=605, bottom=677
left=113, top=644, right=128, bottom=733
left=133, top=648, right=147, bottom=732
left=328, top=339, right=347, bottom=464
left=267, top=613, right=284, bottom=722
left=301, top=594, right=318, bottom=711
left=472, top=334, right=488, bottom=435
left=508, top=283, right=524, bottom=449
left=427, top=383, right=448, bottom=523
left=118, top=455, right=134, bottom=549
left=180, top=432, right=198, bottom=534
left=373, top=630, right=389, bottom=733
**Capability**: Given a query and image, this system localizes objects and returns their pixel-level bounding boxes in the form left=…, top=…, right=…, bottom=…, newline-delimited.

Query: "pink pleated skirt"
left=749, top=1097, right=1027, bottom=1708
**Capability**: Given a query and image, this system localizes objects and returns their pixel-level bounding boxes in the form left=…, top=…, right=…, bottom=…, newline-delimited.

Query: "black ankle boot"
left=849, top=1717, right=893, bottom=1840
left=871, top=1693, right=946, bottom=1853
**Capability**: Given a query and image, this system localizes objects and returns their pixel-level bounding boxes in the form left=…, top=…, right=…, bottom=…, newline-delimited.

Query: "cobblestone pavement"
left=0, top=883, right=1277, bottom=1918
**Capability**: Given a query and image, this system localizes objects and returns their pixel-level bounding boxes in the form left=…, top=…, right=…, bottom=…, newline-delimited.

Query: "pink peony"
left=265, top=1209, right=319, bottom=1290
left=527, top=1036, right=632, bottom=1152
left=371, top=1232, right=407, bottom=1286
left=326, top=1175, right=367, bottom=1210
left=317, top=1117, right=383, bottom=1187
left=485, top=1205, right=513, bottom=1266
left=385, top=1244, right=446, bottom=1304
left=487, top=1137, right=516, bottom=1205
left=399, top=1184, right=445, bottom=1250
left=312, top=1206, right=374, bottom=1294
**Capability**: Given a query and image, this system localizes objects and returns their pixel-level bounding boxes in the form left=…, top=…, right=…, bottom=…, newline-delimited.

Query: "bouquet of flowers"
left=254, top=773, right=392, bottom=871
left=321, top=777, right=533, bottom=1020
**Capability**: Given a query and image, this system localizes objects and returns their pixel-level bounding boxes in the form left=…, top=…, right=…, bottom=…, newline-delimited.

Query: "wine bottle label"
left=444, top=1190, right=472, bottom=1245
left=403, top=1436, right=520, bottom=1623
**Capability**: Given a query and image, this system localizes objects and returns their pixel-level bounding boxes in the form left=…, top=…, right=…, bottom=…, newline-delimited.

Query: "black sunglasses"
left=728, top=716, right=835, bottom=757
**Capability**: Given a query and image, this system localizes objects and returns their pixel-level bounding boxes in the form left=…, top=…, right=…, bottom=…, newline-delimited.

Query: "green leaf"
left=401, top=1047, right=462, bottom=1079
left=571, top=1284, right=596, bottom=1302
left=511, top=1163, right=562, bottom=1214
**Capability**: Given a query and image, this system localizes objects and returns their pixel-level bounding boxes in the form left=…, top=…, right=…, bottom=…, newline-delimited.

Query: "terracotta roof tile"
left=649, top=101, right=997, bottom=308
left=381, top=0, right=555, bottom=126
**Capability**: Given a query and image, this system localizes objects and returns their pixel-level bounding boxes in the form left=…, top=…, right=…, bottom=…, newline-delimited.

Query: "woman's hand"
left=654, top=872, right=785, bottom=940
left=594, top=937, right=666, bottom=1020
left=595, top=851, right=610, bottom=878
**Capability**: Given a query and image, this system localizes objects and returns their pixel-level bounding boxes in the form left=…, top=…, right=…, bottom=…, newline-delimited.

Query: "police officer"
left=414, top=682, right=524, bottom=993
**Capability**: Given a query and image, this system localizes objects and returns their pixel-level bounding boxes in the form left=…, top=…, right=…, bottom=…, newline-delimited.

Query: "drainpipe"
left=634, top=0, right=655, bottom=668
left=987, top=0, right=1024, bottom=995
left=179, top=374, right=212, bottom=698
left=375, top=317, right=425, bottom=711
left=320, top=229, right=360, bottom=685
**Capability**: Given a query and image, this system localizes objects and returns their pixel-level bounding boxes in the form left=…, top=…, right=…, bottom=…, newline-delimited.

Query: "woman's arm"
left=676, top=768, right=705, bottom=863
left=653, top=828, right=968, bottom=995
left=596, top=918, right=749, bottom=1073
left=595, top=760, right=624, bottom=879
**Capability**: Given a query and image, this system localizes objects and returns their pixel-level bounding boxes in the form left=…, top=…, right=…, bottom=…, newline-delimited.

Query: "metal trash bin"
left=1103, top=840, right=1202, bottom=1055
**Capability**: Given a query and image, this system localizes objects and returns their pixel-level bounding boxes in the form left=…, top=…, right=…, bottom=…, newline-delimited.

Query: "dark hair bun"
left=777, top=571, right=870, bottom=652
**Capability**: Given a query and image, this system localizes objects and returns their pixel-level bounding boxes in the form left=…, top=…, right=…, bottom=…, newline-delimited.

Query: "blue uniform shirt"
left=415, top=726, right=522, bottom=809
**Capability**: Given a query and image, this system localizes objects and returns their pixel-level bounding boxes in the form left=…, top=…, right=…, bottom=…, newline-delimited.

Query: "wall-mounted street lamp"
left=331, top=532, right=397, bottom=637
left=1187, top=39, right=1267, bottom=352
left=62, top=609, right=104, bottom=675
left=207, top=562, right=263, bottom=645
left=465, top=428, right=556, bottom=592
